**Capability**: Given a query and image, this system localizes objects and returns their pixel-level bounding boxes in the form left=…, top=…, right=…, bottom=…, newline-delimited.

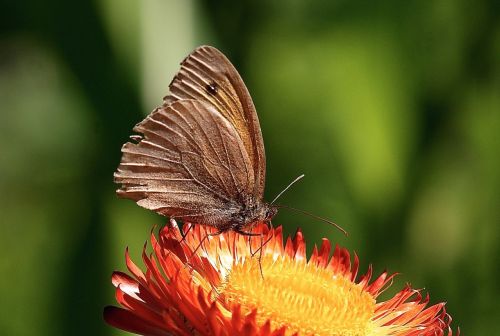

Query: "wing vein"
left=180, top=155, right=231, bottom=203
left=206, top=110, right=244, bottom=197
left=169, top=105, right=230, bottom=195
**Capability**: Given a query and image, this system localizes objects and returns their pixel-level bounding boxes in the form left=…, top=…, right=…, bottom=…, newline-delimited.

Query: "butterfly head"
left=250, top=201, right=278, bottom=224
left=263, top=204, right=278, bottom=222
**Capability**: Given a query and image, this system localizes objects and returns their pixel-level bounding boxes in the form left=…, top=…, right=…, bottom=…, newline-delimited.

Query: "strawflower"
left=104, top=222, right=457, bottom=335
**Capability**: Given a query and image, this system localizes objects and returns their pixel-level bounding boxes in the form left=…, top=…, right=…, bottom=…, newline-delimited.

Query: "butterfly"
left=114, top=45, right=278, bottom=235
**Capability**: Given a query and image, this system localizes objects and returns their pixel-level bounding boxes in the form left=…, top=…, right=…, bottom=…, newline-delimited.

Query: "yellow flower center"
left=218, top=255, right=377, bottom=336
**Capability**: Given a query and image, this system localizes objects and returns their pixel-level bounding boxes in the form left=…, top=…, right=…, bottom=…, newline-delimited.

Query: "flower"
left=104, top=222, right=457, bottom=335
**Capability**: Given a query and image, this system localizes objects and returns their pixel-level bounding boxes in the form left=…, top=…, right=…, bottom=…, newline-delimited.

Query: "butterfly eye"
left=265, top=207, right=277, bottom=221
left=206, top=82, right=218, bottom=95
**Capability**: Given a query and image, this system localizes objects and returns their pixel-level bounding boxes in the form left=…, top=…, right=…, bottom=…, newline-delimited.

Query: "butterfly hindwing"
left=115, top=99, right=254, bottom=228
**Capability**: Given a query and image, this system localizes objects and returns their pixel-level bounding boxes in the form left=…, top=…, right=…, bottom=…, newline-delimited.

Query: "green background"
left=1, top=0, right=499, bottom=335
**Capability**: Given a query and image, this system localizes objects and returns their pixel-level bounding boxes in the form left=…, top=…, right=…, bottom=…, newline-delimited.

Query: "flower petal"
left=104, top=306, right=170, bottom=336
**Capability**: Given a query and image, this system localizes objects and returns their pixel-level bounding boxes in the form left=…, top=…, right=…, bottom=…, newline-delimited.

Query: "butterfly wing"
left=115, top=99, right=254, bottom=228
left=163, top=45, right=266, bottom=199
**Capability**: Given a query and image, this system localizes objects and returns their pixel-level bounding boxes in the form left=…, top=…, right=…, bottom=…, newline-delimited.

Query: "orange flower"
left=104, top=222, right=457, bottom=335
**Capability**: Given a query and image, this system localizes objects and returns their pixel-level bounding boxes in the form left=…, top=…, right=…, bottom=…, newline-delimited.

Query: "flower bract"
left=104, top=222, right=457, bottom=336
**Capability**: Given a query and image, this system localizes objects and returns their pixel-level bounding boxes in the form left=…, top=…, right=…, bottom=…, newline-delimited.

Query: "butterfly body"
left=115, top=46, right=276, bottom=233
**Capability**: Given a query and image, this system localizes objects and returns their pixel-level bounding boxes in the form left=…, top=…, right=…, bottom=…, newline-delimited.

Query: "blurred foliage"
left=0, top=0, right=499, bottom=335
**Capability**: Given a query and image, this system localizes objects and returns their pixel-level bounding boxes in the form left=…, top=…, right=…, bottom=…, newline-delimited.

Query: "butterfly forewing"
left=163, top=46, right=266, bottom=199
left=115, top=99, right=255, bottom=228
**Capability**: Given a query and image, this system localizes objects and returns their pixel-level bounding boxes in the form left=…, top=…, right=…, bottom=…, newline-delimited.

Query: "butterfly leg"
left=234, top=229, right=261, bottom=236
left=187, top=227, right=227, bottom=264
left=178, top=222, right=194, bottom=245
left=257, top=233, right=264, bottom=279
left=234, top=228, right=269, bottom=279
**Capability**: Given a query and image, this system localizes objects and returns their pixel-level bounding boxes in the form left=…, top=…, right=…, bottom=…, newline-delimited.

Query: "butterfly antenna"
left=276, top=204, right=348, bottom=236
left=271, top=174, right=305, bottom=204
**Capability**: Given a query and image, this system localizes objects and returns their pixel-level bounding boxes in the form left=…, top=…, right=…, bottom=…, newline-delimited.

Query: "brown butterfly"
left=114, top=45, right=277, bottom=235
